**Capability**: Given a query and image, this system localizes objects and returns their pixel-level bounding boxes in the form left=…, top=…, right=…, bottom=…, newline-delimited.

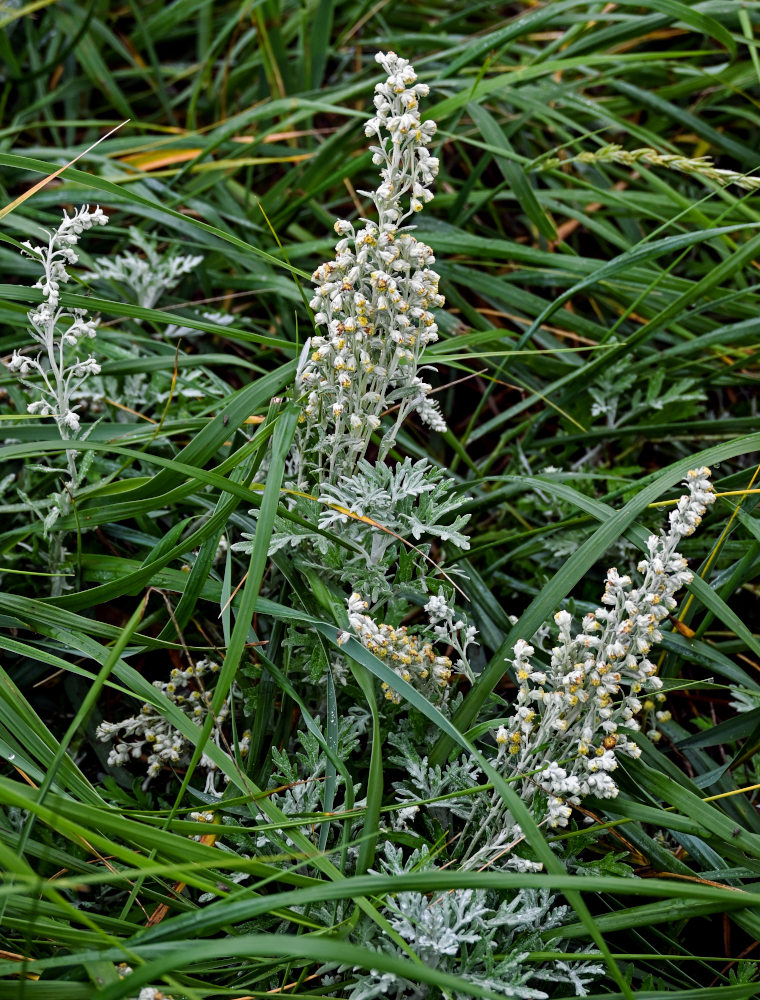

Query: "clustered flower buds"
left=340, top=592, right=453, bottom=702
left=364, top=50, right=439, bottom=221
left=425, top=588, right=479, bottom=682
left=497, top=468, right=715, bottom=828
left=295, top=52, right=446, bottom=486
left=5, top=205, right=108, bottom=444
left=96, top=658, right=249, bottom=795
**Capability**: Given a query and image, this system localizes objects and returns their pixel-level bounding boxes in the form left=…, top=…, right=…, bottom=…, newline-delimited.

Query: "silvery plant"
left=329, top=842, right=604, bottom=1000
left=382, top=468, right=716, bottom=892
left=236, top=51, right=472, bottom=639
left=5, top=211, right=224, bottom=589
left=7, top=205, right=108, bottom=472
left=5, top=206, right=108, bottom=592
left=498, top=469, right=715, bottom=816
left=88, top=225, right=203, bottom=309
left=441, top=468, right=716, bottom=869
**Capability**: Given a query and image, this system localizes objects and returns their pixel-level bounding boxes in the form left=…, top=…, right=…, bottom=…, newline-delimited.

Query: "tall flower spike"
left=496, top=468, right=715, bottom=829
left=6, top=206, right=108, bottom=456
left=295, top=52, right=446, bottom=487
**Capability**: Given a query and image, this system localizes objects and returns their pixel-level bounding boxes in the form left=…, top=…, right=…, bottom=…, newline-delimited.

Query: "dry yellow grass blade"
left=0, top=120, right=129, bottom=222
left=119, top=148, right=203, bottom=170
left=114, top=152, right=312, bottom=181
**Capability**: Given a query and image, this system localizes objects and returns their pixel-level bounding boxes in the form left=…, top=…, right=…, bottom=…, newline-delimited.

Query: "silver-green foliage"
left=340, top=843, right=604, bottom=1000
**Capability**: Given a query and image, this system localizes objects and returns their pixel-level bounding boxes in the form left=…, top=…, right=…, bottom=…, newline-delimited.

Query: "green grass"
left=2, top=1, right=760, bottom=997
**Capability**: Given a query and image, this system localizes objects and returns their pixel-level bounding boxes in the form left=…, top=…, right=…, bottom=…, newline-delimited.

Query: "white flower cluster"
left=89, top=227, right=202, bottom=309
left=296, top=52, right=446, bottom=486
left=496, top=467, right=715, bottom=828
left=189, top=809, right=216, bottom=840
left=410, top=375, right=447, bottom=432
left=365, top=51, right=439, bottom=220
left=340, top=592, right=452, bottom=703
left=6, top=206, right=108, bottom=440
left=96, top=658, right=249, bottom=794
